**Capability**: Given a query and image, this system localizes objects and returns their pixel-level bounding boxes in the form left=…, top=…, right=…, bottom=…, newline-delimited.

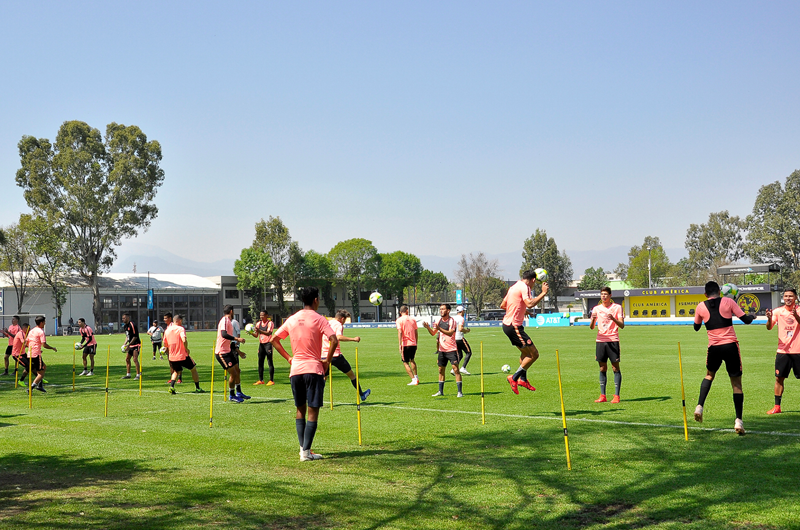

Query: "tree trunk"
left=91, top=274, right=102, bottom=331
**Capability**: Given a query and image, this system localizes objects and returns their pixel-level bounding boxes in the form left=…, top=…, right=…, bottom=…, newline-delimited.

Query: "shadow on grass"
left=623, top=396, right=672, bottom=403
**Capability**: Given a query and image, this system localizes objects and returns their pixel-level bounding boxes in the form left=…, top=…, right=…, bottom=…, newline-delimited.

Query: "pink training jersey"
left=396, top=315, right=418, bottom=347
left=502, top=281, right=532, bottom=327
left=322, top=319, right=343, bottom=358
left=80, top=325, right=97, bottom=347
left=771, top=305, right=800, bottom=354
left=591, top=302, right=624, bottom=342
left=255, top=319, right=274, bottom=344
left=433, top=316, right=457, bottom=352
left=274, top=309, right=336, bottom=377
left=12, top=329, right=26, bottom=357
left=215, top=317, right=233, bottom=355
left=6, top=323, right=20, bottom=346
left=165, top=324, right=189, bottom=361
left=694, top=297, right=745, bottom=346
left=27, top=327, right=46, bottom=358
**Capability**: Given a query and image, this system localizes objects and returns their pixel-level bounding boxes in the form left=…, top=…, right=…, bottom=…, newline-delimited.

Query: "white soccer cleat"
left=79, top=370, right=88, bottom=376
left=431, top=391, right=444, bottom=397
left=407, top=379, right=417, bottom=386
left=694, top=405, right=703, bottom=423
left=450, top=368, right=456, bottom=376
left=734, top=418, right=745, bottom=435
left=459, top=367, right=471, bottom=375
left=300, top=449, right=323, bottom=461
left=457, top=392, right=464, bottom=398
left=87, top=371, right=93, bottom=376
left=134, top=374, right=140, bottom=380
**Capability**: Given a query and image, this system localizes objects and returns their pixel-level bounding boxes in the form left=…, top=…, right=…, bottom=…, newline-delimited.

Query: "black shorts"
left=18, top=354, right=28, bottom=369
left=503, top=324, right=533, bottom=348
left=706, top=342, right=742, bottom=377
left=596, top=342, right=621, bottom=363
left=775, top=353, right=800, bottom=379
left=126, top=344, right=141, bottom=355
left=401, top=346, right=417, bottom=363
left=152, top=341, right=162, bottom=351
left=5, top=345, right=11, bottom=357
left=290, top=373, right=326, bottom=408
left=83, top=345, right=97, bottom=356
left=456, top=338, right=471, bottom=361
left=170, top=356, right=197, bottom=372
left=28, top=356, right=44, bottom=372
left=215, top=352, right=239, bottom=370
left=258, top=342, right=273, bottom=356
left=438, top=350, right=459, bottom=367
left=326, top=354, right=351, bottom=374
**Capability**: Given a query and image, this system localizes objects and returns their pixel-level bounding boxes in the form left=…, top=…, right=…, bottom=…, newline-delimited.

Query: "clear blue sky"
left=1, top=1, right=798, bottom=266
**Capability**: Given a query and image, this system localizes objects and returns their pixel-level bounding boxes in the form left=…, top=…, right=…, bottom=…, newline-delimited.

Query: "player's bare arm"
left=422, top=321, right=437, bottom=336
left=270, top=336, right=293, bottom=363
left=527, top=282, right=549, bottom=308
left=338, top=334, right=361, bottom=343
left=589, top=315, right=597, bottom=330
left=765, top=308, right=774, bottom=330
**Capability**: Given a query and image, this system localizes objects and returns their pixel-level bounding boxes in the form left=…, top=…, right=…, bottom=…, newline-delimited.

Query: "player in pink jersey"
left=3, top=315, right=21, bottom=376
left=253, top=311, right=276, bottom=386
left=272, top=286, right=338, bottom=462
left=24, top=316, right=57, bottom=393
left=11, top=322, right=30, bottom=382
left=164, top=314, right=205, bottom=394
left=76, top=318, right=98, bottom=376
left=500, top=269, right=549, bottom=394
left=589, top=287, right=625, bottom=403
left=396, top=305, right=419, bottom=385
left=423, top=304, right=464, bottom=397
left=322, top=310, right=370, bottom=401
left=215, top=305, right=249, bottom=403
left=692, top=281, right=755, bottom=435
left=765, top=288, right=800, bottom=415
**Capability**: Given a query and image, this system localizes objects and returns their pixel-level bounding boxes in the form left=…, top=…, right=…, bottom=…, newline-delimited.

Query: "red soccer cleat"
left=610, top=395, right=621, bottom=404
left=518, top=380, right=536, bottom=392
left=767, top=405, right=782, bottom=415
left=594, top=394, right=607, bottom=403
left=507, top=375, right=519, bottom=395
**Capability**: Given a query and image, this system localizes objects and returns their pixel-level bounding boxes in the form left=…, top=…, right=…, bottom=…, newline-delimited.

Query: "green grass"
left=2, top=325, right=800, bottom=529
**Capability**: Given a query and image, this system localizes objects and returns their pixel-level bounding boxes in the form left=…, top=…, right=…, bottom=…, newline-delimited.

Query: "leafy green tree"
left=577, top=267, right=608, bottom=290
left=671, top=257, right=706, bottom=287
left=624, top=236, right=673, bottom=288
left=408, top=269, right=451, bottom=305
left=378, top=251, right=423, bottom=306
left=328, top=238, right=378, bottom=319
left=16, top=121, right=164, bottom=327
left=0, top=222, right=33, bottom=312
left=455, top=252, right=500, bottom=317
left=233, top=247, right=275, bottom=320
left=252, top=216, right=292, bottom=316
left=299, top=250, right=337, bottom=316
left=20, top=214, right=69, bottom=323
left=685, top=211, right=745, bottom=282
left=484, top=276, right=510, bottom=309
left=285, top=242, right=305, bottom=312
left=520, top=229, right=573, bottom=311
left=745, top=170, right=800, bottom=272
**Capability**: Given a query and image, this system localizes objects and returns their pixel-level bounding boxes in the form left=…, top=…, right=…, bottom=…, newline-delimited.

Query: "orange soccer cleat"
left=610, top=395, right=621, bottom=404
left=507, top=375, right=519, bottom=395
left=767, top=405, right=782, bottom=415
left=594, top=395, right=607, bottom=403
left=518, top=380, right=536, bottom=392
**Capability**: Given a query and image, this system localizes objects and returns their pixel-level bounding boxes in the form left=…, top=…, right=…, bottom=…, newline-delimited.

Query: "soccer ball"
left=369, top=292, right=383, bottom=306
left=74, top=342, right=82, bottom=351
left=244, top=323, right=255, bottom=334
left=721, top=283, right=739, bottom=300
left=160, top=346, right=167, bottom=353
left=534, top=268, right=549, bottom=282
left=120, top=345, right=127, bottom=353
left=501, top=364, right=511, bottom=373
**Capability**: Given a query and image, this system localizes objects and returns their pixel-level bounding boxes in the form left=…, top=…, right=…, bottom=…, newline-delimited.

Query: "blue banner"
left=456, top=290, right=462, bottom=304
left=528, top=313, right=570, bottom=327
left=147, top=289, right=154, bottom=310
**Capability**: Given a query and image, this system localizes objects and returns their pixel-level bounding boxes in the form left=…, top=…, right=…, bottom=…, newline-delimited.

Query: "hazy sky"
left=1, top=1, right=798, bottom=265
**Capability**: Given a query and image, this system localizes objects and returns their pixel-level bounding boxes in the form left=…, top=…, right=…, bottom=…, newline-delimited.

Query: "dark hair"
left=163, top=312, right=173, bottom=319
left=122, top=312, right=131, bottom=319
left=35, top=316, right=46, bottom=325
left=300, top=286, right=320, bottom=306
left=785, top=289, right=798, bottom=297
left=223, top=304, right=234, bottom=315
left=336, top=309, right=350, bottom=319
left=22, top=322, right=30, bottom=329
left=399, top=305, right=409, bottom=314
left=522, top=270, right=536, bottom=281
left=12, top=315, right=20, bottom=322
left=601, top=286, right=612, bottom=295
left=705, top=281, right=720, bottom=296
left=441, top=303, right=451, bottom=311
left=78, top=318, right=86, bottom=325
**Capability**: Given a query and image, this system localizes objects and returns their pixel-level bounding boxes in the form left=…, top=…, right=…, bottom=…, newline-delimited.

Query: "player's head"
left=456, top=305, right=464, bottom=314
left=439, top=304, right=451, bottom=317
left=521, top=269, right=537, bottom=285
left=399, top=305, right=409, bottom=315
left=704, top=281, right=720, bottom=297
left=174, top=314, right=184, bottom=325
left=300, top=286, right=320, bottom=307
left=163, top=312, right=173, bottom=323
left=260, top=310, right=270, bottom=320
left=783, top=289, right=798, bottom=306
left=78, top=318, right=86, bottom=328
left=121, top=312, right=131, bottom=323
left=21, top=322, right=30, bottom=331
left=35, top=315, right=46, bottom=328
left=335, top=309, right=350, bottom=322
left=12, top=315, right=19, bottom=324
left=600, top=286, right=612, bottom=302
left=223, top=305, right=234, bottom=317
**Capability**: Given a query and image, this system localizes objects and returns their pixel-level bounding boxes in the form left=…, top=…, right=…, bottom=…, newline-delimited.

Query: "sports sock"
left=733, top=393, right=744, bottom=420
left=462, top=350, right=472, bottom=369
left=438, top=381, right=444, bottom=394
left=170, top=380, right=176, bottom=388
left=599, top=371, right=607, bottom=395
left=295, top=418, right=306, bottom=447
left=776, top=395, right=782, bottom=406
left=194, top=381, right=200, bottom=390
left=350, top=378, right=358, bottom=390
left=512, top=366, right=526, bottom=382
left=698, top=379, right=712, bottom=406
left=457, top=381, right=463, bottom=394
left=229, top=388, right=236, bottom=397
left=235, top=384, right=242, bottom=394
left=302, top=420, right=318, bottom=451
left=614, top=371, right=622, bottom=395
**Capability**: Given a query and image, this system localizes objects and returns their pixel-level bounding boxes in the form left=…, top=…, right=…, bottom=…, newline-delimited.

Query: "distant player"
left=589, top=287, right=625, bottom=403
left=452, top=305, right=472, bottom=375
left=215, top=305, right=249, bottom=403
left=322, top=310, right=370, bottom=402
left=396, top=305, right=419, bottom=385
left=253, top=311, right=275, bottom=386
left=272, top=286, right=338, bottom=461
left=120, top=313, right=141, bottom=380
left=147, top=321, right=165, bottom=361
left=76, top=318, right=97, bottom=376
left=2, top=315, right=21, bottom=376
left=693, top=281, right=755, bottom=435
left=164, top=314, right=204, bottom=394
left=765, top=288, right=800, bottom=415
left=11, top=322, right=30, bottom=381
left=162, top=313, right=179, bottom=383
left=25, top=316, right=57, bottom=393
left=501, top=269, right=548, bottom=394
left=422, top=304, right=463, bottom=398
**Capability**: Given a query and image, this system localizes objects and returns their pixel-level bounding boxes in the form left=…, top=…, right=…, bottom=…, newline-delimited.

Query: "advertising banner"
left=528, top=313, right=570, bottom=327
left=675, top=294, right=706, bottom=317
left=629, top=295, right=670, bottom=318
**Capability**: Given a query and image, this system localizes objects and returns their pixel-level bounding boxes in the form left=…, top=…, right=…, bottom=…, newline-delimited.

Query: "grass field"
left=2, top=324, right=800, bottom=529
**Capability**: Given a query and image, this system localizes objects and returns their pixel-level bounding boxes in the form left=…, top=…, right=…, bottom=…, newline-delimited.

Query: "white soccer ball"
left=244, top=323, right=255, bottom=334
left=74, top=342, right=82, bottom=351
left=501, top=364, right=511, bottom=373
left=160, top=346, right=167, bottom=353
left=120, top=345, right=127, bottom=353
left=721, top=283, right=739, bottom=300
left=534, top=268, right=549, bottom=282
left=369, top=292, right=383, bottom=306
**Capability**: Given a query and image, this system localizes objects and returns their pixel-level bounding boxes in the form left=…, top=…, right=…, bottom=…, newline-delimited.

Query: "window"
left=189, top=295, right=202, bottom=308
left=103, top=296, right=117, bottom=309
left=158, top=295, right=173, bottom=311
left=174, top=295, right=188, bottom=309
left=225, top=290, right=239, bottom=299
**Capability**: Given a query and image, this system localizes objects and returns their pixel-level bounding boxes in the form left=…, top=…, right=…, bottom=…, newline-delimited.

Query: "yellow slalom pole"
left=14, top=353, right=19, bottom=389
left=223, top=369, right=228, bottom=401
left=104, top=345, right=110, bottom=417
left=28, top=352, right=33, bottom=409
left=72, top=347, right=76, bottom=391
left=209, top=346, right=215, bottom=428
left=355, top=347, right=362, bottom=446
left=329, top=359, right=334, bottom=410
left=555, top=349, right=572, bottom=471
left=678, top=342, right=689, bottom=441
left=480, top=341, right=485, bottom=425
left=138, top=348, right=143, bottom=396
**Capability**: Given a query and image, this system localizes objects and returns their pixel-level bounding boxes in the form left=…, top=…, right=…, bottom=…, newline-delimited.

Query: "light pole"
left=647, top=246, right=652, bottom=288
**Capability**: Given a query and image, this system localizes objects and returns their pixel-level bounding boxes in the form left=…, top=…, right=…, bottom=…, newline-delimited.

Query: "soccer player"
left=11, top=322, right=29, bottom=382
left=162, top=313, right=180, bottom=383
left=2, top=315, right=21, bottom=376
left=501, top=269, right=548, bottom=394
left=26, top=316, right=57, bottom=393
left=396, top=305, right=419, bottom=385
left=253, top=311, right=275, bottom=386
left=764, top=288, right=800, bottom=415
left=422, top=304, right=463, bottom=398
left=590, top=287, right=625, bottom=403
left=693, top=281, right=755, bottom=435
left=322, top=310, right=370, bottom=401
left=147, top=321, right=165, bottom=361
left=164, top=314, right=205, bottom=394
left=76, top=318, right=97, bottom=376
left=452, top=305, right=472, bottom=376
left=272, top=286, right=338, bottom=461
left=215, top=305, right=249, bottom=403
left=120, top=313, right=141, bottom=380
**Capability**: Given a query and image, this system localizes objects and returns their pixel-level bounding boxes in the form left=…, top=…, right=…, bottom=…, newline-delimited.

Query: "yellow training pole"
left=678, top=342, right=689, bottom=441
left=209, top=346, right=215, bottom=428
left=138, top=349, right=143, bottom=396
left=355, top=347, right=362, bottom=446
left=555, top=349, right=572, bottom=471
left=104, top=345, right=110, bottom=417
left=14, top=355, right=19, bottom=389
left=480, top=341, right=485, bottom=425
left=72, top=347, right=76, bottom=391
left=28, top=353, right=33, bottom=409
left=223, top=369, right=228, bottom=401
left=329, top=360, right=334, bottom=410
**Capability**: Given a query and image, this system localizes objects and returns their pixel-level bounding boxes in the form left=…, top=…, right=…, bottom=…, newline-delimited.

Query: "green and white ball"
left=369, top=291, right=383, bottom=306
left=74, top=342, right=82, bottom=351
left=501, top=364, right=512, bottom=373
left=244, top=323, right=255, bottom=334
left=120, top=345, right=127, bottom=353
left=160, top=346, right=167, bottom=353
left=721, top=283, right=739, bottom=300
left=534, top=268, right=549, bottom=282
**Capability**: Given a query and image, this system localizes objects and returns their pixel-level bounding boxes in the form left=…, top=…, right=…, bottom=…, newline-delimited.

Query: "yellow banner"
left=675, top=294, right=706, bottom=318
left=630, top=295, right=670, bottom=318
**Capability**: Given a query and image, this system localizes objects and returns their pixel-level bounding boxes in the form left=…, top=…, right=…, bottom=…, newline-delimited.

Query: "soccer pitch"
left=2, top=325, right=799, bottom=529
